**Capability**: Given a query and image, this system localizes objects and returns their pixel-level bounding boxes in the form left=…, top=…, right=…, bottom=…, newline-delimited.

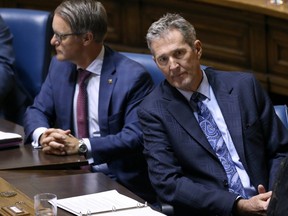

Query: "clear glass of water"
left=34, top=193, right=57, bottom=216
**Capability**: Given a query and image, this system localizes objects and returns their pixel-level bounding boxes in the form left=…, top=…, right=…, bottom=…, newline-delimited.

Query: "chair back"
left=0, top=8, right=53, bottom=98
left=120, top=52, right=164, bottom=85
left=274, top=105, right=288, bottom=129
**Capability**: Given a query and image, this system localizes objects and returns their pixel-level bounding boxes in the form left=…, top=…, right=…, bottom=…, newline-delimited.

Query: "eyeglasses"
left=53, top=32, right=85, bottom=43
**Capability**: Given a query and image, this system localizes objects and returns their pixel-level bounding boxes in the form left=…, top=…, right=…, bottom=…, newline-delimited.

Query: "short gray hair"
left=55, top=0, right=107, bottom=43
left=146, top=13, right=197, bottom=54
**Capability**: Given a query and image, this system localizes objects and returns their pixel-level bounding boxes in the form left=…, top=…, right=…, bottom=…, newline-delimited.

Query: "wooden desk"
left=0, top=118, right=88, bottom=170
left=0, top=145, right=88, bottom=170
left=0, top=172, right=145, bottom=216
left=0, top=120, right=128, bottom=215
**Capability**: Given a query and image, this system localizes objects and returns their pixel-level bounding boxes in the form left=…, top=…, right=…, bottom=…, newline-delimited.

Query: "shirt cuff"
left=31, top=127, right=47, bottom=148
left=82, top=138, right=94, bottom=164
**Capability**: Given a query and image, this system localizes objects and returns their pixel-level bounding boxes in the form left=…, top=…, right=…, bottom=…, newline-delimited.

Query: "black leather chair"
left=0, top=8, right=53, bottom=99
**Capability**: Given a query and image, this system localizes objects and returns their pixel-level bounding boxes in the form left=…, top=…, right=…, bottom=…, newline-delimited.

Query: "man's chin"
left=55, top=53, right=65, bottom=61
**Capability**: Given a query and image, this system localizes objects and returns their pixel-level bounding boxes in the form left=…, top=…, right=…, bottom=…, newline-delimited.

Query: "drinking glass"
left=34, top=193, right=57, bottom=216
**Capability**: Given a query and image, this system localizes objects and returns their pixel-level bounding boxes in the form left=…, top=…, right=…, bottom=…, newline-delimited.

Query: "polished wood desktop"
left=0, top=171, right=146, bottom=216
left=0, top=119, right=149, bottom=215
left=0, top=118, right=88, bottom=170
left=0, top=144, right=88, bottom=170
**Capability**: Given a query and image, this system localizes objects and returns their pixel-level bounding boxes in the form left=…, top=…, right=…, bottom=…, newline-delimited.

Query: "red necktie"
left=77, top=69, right=91, bottom=138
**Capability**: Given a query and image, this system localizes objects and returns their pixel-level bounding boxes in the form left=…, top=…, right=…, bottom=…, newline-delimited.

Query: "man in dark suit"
left=0, top=15, right=32, bottom=125
left=137, top=13, right=288, bottom=215
left=23, top=0, right=157, bottom=204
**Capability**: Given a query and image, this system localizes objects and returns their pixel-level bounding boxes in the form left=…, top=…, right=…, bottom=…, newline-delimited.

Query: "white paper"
left=57, top=190, right=166, bottom=216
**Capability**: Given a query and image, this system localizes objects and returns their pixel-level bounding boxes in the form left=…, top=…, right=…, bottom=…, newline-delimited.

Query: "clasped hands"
left=39, top=128, right=79, bottom=155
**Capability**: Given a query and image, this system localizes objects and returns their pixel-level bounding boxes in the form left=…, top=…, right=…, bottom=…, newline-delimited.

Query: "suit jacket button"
left=223, top=180, right=229, bottom=187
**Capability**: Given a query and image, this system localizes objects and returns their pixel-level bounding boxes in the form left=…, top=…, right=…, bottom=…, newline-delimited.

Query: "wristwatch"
left=78, top=139, right=88, bottom=155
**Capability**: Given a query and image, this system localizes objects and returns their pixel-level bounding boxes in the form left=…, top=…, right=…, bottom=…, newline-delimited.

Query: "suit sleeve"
left=89, top=66, right=154, bottom=164
left=23, top=57, right=74, bottom=143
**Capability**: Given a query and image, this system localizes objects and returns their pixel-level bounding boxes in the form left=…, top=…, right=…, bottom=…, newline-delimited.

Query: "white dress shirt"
left=32, top=46, right=105, bottom=166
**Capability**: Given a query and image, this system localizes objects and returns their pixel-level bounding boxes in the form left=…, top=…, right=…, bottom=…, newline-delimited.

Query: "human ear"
left=194, top=40, right=202, bottom=59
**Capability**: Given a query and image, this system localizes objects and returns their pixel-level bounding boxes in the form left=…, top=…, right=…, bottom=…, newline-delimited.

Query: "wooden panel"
left=196, top=0, right=288, bottom=20
left=0, top=0, right=60, bottom=11
left=0, top=0, right=288, bottom=99
left=141, top=0, right=267, bottom=87
left=101, top=0, right=123, bottom=44
left=267, top=17, right=288, bottom=96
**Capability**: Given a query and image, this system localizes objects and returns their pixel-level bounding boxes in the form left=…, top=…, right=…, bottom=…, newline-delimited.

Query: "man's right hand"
left=234, top=184, right=272, bottom=216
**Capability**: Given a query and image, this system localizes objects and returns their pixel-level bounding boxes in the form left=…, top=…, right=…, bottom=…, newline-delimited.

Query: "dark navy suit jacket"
left=24, top=46, right=157, bottom=203
left=138, top=67, right=288, bottom=215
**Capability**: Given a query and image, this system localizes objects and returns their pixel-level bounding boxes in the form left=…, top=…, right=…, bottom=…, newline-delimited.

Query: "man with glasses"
left=23, top=0, right=157, bottom=205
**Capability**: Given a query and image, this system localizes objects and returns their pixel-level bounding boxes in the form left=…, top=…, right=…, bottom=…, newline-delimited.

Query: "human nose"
left=50, top=34, right=59, bottom=46
left=168, top=57, right=179, bottom=70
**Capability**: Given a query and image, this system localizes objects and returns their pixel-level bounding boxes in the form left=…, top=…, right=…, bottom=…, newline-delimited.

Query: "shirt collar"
left=178, top=70, right=210, bottom=102
left=77, top=45, right=105, bottom=76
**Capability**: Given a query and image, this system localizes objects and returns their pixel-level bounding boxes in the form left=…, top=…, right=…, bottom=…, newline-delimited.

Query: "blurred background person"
left=0, top=15, right=32, bottom=125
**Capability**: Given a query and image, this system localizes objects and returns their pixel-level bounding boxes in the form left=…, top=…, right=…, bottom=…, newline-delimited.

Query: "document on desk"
left=57, top=189, right=166, bottom=215
left=0, top=131, right=22, bottom=149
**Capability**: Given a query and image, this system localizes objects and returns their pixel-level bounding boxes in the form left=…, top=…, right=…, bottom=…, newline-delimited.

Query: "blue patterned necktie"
left=191, top=93, right=246, bottom=198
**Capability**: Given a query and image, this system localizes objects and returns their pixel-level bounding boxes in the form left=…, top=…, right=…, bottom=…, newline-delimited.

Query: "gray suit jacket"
left=138, top=67, right=288, bottom=215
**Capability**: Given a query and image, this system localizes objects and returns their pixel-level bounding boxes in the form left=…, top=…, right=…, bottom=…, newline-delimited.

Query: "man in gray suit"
left=138, top=13, right=288, bottom=216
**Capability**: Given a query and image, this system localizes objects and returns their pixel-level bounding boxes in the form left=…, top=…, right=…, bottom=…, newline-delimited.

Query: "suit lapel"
left=163, top=82, right=216, bottom=156
left=206, top=69, right=246, bottom=166
left=59, top=65, right=77, bottom=133
left=98, top=47, right=116, bottom=134
left=163, top=68, right=247, bottom=164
